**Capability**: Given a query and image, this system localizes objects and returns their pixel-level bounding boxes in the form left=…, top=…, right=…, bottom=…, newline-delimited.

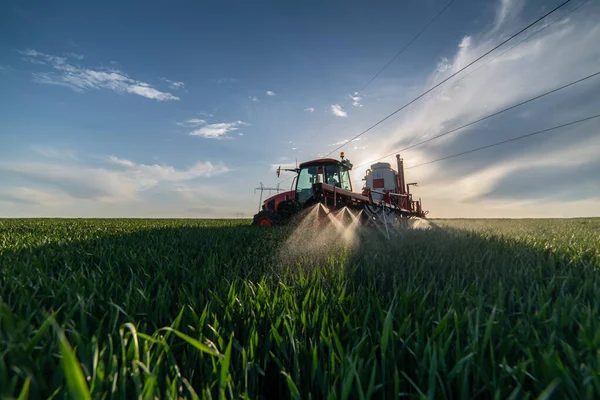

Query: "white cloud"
left=250, top=96, right=259, bottom=102
left=0, top=187, right=69, bottom=207
left=107, top=156, right=229, bottom=188
left=437, top=57, right=451, bottom=72
left=176, top=119, right=206, bottom=127
left=169, top=81, right=185, bottom=90
left=0, top=155, right=241, bottom=217
left=348, top=92, right=363, bottom=107
left=331, top=104, right=347, bottom=117
left=0, top=155, right=230, bottom=205
left=189, top=120, right=249, bottom=139
left=108, top=156, right=135, bottom=168
left=304, top=107, right=315, bottom=112
left=266, top=90, right=276, bottom=96
left=126, top=84, right=179, bottom=101
left=161, top=78, right=185, bottom=90
left=20, top=49, right=179, bottom=101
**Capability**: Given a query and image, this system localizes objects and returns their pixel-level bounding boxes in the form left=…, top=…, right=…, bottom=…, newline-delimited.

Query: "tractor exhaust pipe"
left=396, top=154, right=406, bottom=195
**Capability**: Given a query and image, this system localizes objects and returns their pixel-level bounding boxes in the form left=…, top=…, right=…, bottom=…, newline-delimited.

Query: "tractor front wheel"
left=252, top=209, right=280, bottom=226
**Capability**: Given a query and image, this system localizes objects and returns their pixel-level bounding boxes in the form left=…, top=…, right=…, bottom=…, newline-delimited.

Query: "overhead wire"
left=394, top=0, right=592, bottom=151
left=268, top=0, right=584, bottom=193
left=403, top=113, right=600, bottom=169
left=324, top=0, right=573, bottom=157
left=267, top=0, right=459, bottom=189
left=352, top=69, right=600, bottom=169
left=448, top=0, right=591, bottom=90
left=304, top=0, right=458, bottom=143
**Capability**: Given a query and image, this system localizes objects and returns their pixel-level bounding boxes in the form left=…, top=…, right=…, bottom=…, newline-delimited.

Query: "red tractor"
left=252, top=153, right=427, bottom=227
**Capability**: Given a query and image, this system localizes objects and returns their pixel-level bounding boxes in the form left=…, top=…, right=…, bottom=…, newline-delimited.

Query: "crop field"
left=1, top=216, right=599, bottom=399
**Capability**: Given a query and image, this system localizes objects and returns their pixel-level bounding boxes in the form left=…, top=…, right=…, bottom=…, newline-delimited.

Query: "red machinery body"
left=253, top=153, right=427, bottom=226
left=261, top=190, right=295, bottom=213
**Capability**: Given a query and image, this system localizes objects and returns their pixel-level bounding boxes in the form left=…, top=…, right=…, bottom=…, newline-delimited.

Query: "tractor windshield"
left=296, top=163, right=352, bottom=204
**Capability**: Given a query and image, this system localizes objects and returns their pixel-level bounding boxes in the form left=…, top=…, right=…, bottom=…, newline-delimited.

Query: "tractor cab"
left=252, top=153, right=353, bottom=226
left=294, top=156, right=353, bottom=205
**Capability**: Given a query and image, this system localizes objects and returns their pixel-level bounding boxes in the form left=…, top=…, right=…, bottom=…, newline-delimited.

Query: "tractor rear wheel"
left=252, top=209, right=280, bottom=226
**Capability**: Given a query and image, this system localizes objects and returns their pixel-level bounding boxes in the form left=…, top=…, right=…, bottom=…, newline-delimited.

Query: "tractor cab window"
left=296, top=165, right=323, bottom=204
left=339, top=168, right=352, bottom=191
left=325, top=165, right=341, bottom=187
left=324, top=164, right=352, bottom=191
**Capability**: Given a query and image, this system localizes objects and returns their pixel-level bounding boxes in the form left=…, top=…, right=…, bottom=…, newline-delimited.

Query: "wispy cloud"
left=436, top=57, right=451, bottom=72
left=304, top=107, right=315, bottom=113
left=249, top=96, right=259, bottom=102
left=107, top=156, right=229, bottom=187
left=330, top=137, right=362, bottom=146
left=492, top=0, right=525, bottom=34
left=0, top=187, right=68, bottom=207
left=266, top=90, right=276, bottom=96
left=176, top=119, right=206, bottom=127
left=19, top=49, right=179, bottom=101
left=32, top=145, right=78, bottom=161
left=108, top=156, right=136, bottom=168
left=213, top=77, right=238, bottom=84
left=161, top=77, right=185, bottom=90
left=126, top=84, right=179, bottom=101
left=65, top=52, right=84, bottom=60
left=331, top=104, right=347, bottom=117
left=188, top=120, right=249, bottom=139
left=177, top=116, right=248, bottom=139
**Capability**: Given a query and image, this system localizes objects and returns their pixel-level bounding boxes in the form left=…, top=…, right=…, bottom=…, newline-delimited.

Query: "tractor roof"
left=298, top=158, right=341, bottom=168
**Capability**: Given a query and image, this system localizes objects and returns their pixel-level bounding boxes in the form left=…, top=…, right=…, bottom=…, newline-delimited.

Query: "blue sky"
left=1, top=0, right=599, bottom=218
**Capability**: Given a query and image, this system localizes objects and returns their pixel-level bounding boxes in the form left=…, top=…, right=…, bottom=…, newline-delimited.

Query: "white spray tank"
left=363, top=161, right=398, bottom=202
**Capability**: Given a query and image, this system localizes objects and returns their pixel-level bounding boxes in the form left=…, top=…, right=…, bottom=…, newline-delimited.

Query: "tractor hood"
left=262, top=190, right=295, bottom=212
left=263, top=190, right=294, bottom=206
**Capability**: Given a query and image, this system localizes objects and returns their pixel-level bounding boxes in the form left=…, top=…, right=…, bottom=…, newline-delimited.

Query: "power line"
left=354, top=69, right=600, bottom=169
left=404, top=113, right=600, bottom=169
left=267, top=2, right=458, bottom=190
left=303, top=0, right=458, bottom=142
left=324, top=0, right=573, bottom=157
left=395, top=0, right=592, bottom=148
left=449, top=0, right=591, bottom=90
left=273, top=67, right=599, bottom=191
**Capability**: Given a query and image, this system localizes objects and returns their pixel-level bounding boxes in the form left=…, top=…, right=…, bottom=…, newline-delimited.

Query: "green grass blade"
left=16, top=377, right=31, bottom=400
left=219, top=334, right=233, bottom=399
left=159, top=327, right=222, bottom=357
left=52, top=321, right=92, bottom=400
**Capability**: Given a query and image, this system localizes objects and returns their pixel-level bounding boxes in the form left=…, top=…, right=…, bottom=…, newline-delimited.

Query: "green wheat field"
left=1, top=217, right=599, bottom=399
